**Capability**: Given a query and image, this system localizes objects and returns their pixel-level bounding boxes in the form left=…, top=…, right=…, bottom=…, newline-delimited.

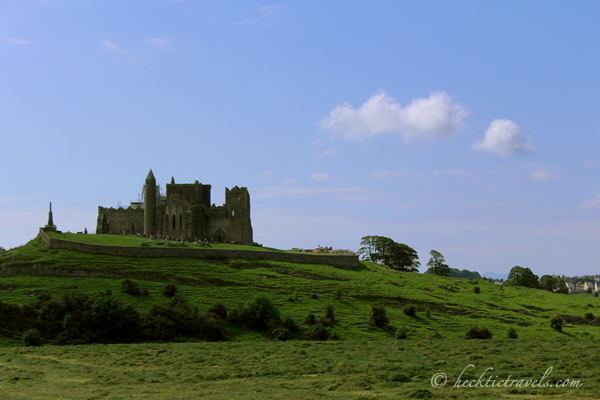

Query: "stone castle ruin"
left=96, top=170, right=253, bottom=245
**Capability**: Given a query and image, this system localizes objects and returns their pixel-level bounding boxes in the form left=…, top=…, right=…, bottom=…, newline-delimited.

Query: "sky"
left=1, top=1, right=599, bottom=277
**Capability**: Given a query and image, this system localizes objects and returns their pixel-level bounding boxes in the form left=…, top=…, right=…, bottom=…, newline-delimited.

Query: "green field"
left=1, top=236, right=599, bottom=399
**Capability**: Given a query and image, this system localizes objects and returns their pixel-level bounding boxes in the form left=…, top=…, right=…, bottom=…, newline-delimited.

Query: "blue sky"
left=1, top=1, right=599, bottom=276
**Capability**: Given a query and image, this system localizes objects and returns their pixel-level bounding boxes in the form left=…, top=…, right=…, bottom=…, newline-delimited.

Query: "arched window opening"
left=166, top=215, right=169, bottom=228
left=231, top=210, right=235, bottom=217
left=172, top=214, right=176, bottom=229
left=180, top=214, right=182, bottom=229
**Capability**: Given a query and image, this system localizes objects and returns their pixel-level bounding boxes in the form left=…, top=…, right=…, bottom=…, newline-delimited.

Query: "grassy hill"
left=1, top=235, right=598, bottom=345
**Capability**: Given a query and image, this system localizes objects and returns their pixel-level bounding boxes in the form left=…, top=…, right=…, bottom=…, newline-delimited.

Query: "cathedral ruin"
left=96, top=170, right=253, bottom=245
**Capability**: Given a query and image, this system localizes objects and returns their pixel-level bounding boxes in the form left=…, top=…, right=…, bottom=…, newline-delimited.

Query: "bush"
left=306, top=322, right=329, bottom=340
left=206, top=301, right=228, bottom=319
left=121, top=279, right=140, bottom=295
left=282, top=317, right=300, bottom=333
left=228, top=309, right=240, bottom=324
left=271, top=328, right=293, bottom=341
left=239, top=294, right=280, bottom=330
left=325, top=304, right=335, bottom=323
left=550, top=315, right=564, bottom=332
left=90, top=295, right=141, bottom=342
left=370, top=304, right=389, bottom=327
left=319, top=317, right=334, bottom=327
left=402, top=303, right=416, bottom=317
left=584, top=312, right=595, bottom=321
left=507, top=327, right=518, bottom=339
left=22, top=329, right=42, bottom=347
left=473, top=286, right=481, bottom=294
left=162, top=282, right=178, bottom=298
left=142, top=295, right=202, bottom=340
left=335, top=288, right=342, bottom=300
left=395, top=327, right=408, bottom=339
left=465, top=326, right=493, bottom=339
left=199, top=315, right=225, bottom=342
left=304, top=312, right=316, bottom=325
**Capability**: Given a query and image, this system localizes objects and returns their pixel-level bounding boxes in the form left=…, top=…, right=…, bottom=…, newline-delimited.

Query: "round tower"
left=144, top=169, right=157, bottom=236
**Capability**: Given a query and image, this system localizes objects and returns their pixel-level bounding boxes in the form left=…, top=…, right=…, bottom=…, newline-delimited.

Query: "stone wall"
left=38, top=229, right=359, bottom=268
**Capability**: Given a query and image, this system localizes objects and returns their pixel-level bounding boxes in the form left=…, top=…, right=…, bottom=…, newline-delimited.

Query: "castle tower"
left=143, top=169, right=157, bottom=236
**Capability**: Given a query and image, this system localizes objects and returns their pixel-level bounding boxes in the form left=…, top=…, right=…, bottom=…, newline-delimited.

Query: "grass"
left=0, top=339, right=596, bottom=399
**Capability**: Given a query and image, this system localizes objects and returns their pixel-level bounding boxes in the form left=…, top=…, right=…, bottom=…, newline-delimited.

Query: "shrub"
left=319, top=317, right=334, bottom=327
left=142, top=295, right=201, bottom=340
left=465, top=326, right=493, bottom=339
left=402, top=303, right=416, bottom=317
left=473, top=286, right=481, bottom=294
left=395, top=327, right=408, bottom=339
left=304, top=312, right=316, bottom=325
left=199, top=315, right=225, bottom=342
left=228, top=309, right=239, bottom=324
left=90, top=295, right=141, bottom=342
left=507, top=327, right=518, bottom=339
left=239, top=294, right=280, bottom=330
left=207, top=301, right=228, bottom=319
left=121, top=279, right=140, bottom=295
left=272, top=328, right=293, bottom=341
left=310, top=293, right=318, bottom=299
left=162, top=282, right=178, bottom=298
left=335, top=288, right=342, bottom=300
left=306, top=322, right=329, bottom=341
left=550, top=315, right=564, bottom=332
left=282, top=317, right=300, bottom=333
left=370, top=304, right=389, bottom=327
left=22, top=329, right=42, bottom=347
left=325, top=304, right=335, bottom=323
left=584, top=312, right=595, bottom=321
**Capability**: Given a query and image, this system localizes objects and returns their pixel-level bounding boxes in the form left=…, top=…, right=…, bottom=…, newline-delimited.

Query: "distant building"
left=96, top=170, right=253, bottom=245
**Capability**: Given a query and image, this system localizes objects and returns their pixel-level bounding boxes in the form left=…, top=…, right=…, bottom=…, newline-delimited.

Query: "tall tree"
left=426, top=250, right=450, bottom=276
left=504, top=266, right=539, bottom=289
left=357, top=236, right=420, bottom=272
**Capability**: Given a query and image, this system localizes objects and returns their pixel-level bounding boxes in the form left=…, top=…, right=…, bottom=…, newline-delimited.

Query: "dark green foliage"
left=395, top=327, right=408, bottom=339
left=319, top=317, right=334, bottom=327
left=22, top=328, right=42, bottom=346
left=206, top=301, right=228, bottom=319
left=306, top=322, right=329, bottom=340
left=448, top=268, right=481, bottom=279
left=162, top=282, right=178, bottom=298
left=583, top=312, right=595, bottom=321
left=425, top=250, right=450, bottom=277
left=282, top=317, right=299, bottom=333
left=473, top=286, right=480, bottom=294
left=199, top=315, right=225, bottom=342
left=325, top=304, right=335, bottom=323
left=370, top=304, right=389, bottom=327
left=335, top=288, right=342, bottom=300
left=37, top=299, right=66, bottom=336
left=504, top=266, right=539, bottom=289
left=121, top=279, right=141, bottom=295
left=239, top=294, right=280, bottom=330
left=550, top=315, right=564, bottom=332
left=271, top=328, right=293, bottom=341
left=90, top=295, right=141, bottom=342
left=304, top=312, right=316, bottom=325
left=587, top=287, right=593, bottom=294
left=228, top=309, right=239, bottom=324
left=539, top=275, right=568, bottom=294
left=506, top=327, right=518, bottom=339
left=358, top=235, right=420, bottom=272
left=402, top=303, right=416, bottom=317
left=142, top=295, right=202, bottom=340
left=425, top=307, right=431, bottom=318
left=465, top=326, right=493, bottom=339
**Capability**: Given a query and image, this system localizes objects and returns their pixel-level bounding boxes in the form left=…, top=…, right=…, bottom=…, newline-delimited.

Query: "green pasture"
left=0, top=339, right=596, bottom=399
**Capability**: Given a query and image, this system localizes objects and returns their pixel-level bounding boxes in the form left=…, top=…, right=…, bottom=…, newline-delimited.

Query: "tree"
left=539, top=275, right=568, bottom=294
left=426, top=250, right=450, bottom=276
left=358, top=236, right=420, bottom=272
left=504, top=266, right=539, bottom=289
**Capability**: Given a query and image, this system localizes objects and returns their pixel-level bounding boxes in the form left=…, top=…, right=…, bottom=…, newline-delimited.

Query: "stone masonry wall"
left=38, top=229, right=359, bottom=268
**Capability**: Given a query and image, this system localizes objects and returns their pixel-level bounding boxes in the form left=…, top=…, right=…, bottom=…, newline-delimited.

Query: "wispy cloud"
left=254, top=185, right=391, bottom=202
left=519, top=164, right=560, bottom=181
left=234, top=5, right=288, bottom=26
left=581, top=190, right=600, bottom=209
left=319, top=90, right=468, bottom=142
left=100, top=40, right=128, bottom=54
left=3, top=37, right=35, bottom=45
left=281, top=178, right=298, bottom=185
left=258, top=5, right=286, bottom=17
left=581, top=161, right=598, bottom=169
left=473, top=119, right=533, bottom=158
left=308, top=173, right=329, bottom=181
left=145, top=38, right=172, bottom=50
left=431, top=169, right=474, bottom=178
left=318, top=149, right=337, bottom=159
left=261, top=171, right=273, bottom=181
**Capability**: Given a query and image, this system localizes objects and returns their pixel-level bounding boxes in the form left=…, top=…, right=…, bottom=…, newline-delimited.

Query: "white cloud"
left=472, top=119, right=533, bottom=158
left=258, top=5, right=286, bottom=17
left=319, top=90, right=468, bottom=142
left=254, top=186, right=391, bottom=202
left=319, top=149, right=337, bottom=159
left=371, top=170, right=413, bottom=181
left=146, top=38, right=172, bottom=50
left=581, top=190, right=600, bottom=209
left=280, top=178, right=298, bottom=185
left=308, top=173, right=329, bottom=181
left=311, top=139, right=323, bottom=148
left=431, top=169, right=473, bottom=178
left=2, top=37, right=35, bottom=45
left=519, top=164, right=560, bottom=181
left=100, top=40, right=128, bottom=54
